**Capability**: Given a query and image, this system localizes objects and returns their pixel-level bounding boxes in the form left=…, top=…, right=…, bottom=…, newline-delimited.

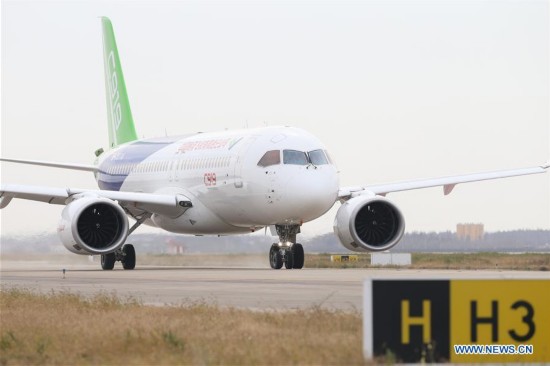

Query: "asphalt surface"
left=2, top=259, right=548, bottom=311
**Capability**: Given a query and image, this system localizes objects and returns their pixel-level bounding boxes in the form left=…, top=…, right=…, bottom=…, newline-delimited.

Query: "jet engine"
left=58, top=196, right=129, bottom=255
left=334, top=195, right=405, bottom=252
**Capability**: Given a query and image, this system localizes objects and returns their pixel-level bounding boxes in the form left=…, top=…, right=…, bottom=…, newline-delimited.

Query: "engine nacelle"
left=58, top=196, right=129, bottom=255
left=334, top=195, right=405, bottom=252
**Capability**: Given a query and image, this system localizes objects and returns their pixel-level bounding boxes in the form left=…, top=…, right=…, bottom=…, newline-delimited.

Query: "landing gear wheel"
left=121, top=244, right=136, bottom=270
left=292, top=243, right=304, bottom=269
left=101, top=252, right=116, bottom=270
left=269, top=244, right=283, bottom=269
left=284, top=249, right=294, bottom=269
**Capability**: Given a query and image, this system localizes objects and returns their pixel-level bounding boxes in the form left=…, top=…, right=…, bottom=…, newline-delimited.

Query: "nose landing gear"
left=269, top=225, right=305, bottom=270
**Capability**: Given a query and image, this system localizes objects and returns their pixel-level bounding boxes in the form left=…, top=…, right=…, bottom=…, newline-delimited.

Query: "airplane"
left=1, top=17, right=548, bottom=270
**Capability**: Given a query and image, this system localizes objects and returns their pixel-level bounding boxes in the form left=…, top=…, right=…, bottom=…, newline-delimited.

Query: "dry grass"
left=0, top=288, right=367, bottom=366
left=117, top=252, right=550, bottom=270
left=3, top=252, right=548, bottom=271
left=411, top=252, right=550, bottom=270
left=304, top=252, right=550, bottom=270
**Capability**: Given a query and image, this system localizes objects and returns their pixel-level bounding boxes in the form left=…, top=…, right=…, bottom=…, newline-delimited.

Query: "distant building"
left=456, top=223, right=484, bottom=241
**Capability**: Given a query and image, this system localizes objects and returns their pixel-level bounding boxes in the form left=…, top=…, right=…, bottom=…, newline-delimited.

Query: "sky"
left=1, top=0, right=549, bottom=238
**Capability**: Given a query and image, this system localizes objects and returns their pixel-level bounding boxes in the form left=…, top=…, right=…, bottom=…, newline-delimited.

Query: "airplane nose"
left=282, top=169, right=338, bottom=221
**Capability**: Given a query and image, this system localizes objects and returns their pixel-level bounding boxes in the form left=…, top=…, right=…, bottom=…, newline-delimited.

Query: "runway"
left=2, top=259, right=548, bottom=311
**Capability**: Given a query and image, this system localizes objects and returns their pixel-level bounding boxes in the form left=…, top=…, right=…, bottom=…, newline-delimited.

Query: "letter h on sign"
left=470, top=300, right=498, bottom=342
left=401, top=300, right=431, bottom=344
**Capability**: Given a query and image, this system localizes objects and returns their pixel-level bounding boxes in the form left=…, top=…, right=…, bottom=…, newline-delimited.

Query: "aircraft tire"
left=292, top=243, right=304, bottom=269
left=269, top=244, right=283, bottom=269
left=121, top=244, right=136, bottom=270
left=101, top=252, right=116, bottom=270
left=284, top=249, right=293, bottom=269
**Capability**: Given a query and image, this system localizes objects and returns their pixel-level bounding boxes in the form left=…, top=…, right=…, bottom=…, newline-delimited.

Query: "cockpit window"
left=283, top=150, right=308, bottom=165
left=308, top=149, right=329, bottom=165
left=257, top=150, right=281, bottom=167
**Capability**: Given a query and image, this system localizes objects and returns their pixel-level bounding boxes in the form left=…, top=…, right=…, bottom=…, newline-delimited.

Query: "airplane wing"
left=0, top=184, right=192, bottom=216
left=338, top=163, right=549, bottom=199
left=0, top=157, right=98, bottom=172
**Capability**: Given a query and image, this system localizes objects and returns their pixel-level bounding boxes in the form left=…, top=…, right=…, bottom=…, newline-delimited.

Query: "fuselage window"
left=283, top=150, right=308, bottom=165
left=308, top=149, right=329, bottom=165
left=258, top=150, right=281, bottom=167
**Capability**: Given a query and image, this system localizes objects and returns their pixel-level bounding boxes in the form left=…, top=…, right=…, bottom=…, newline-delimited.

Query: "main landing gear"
left=269, top=225, right=305, bottom=270
left=100, top=244, right=136, bottom=270
left=100, top=213, right=150, bottom=270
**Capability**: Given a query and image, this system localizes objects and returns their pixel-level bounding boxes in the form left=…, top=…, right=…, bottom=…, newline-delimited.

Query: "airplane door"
left=265, top=169, right=281, bottom=204
left=234, top=155, right=244, bottom=188
left=233, top=136, right=257, bottom=188
left=174, top=159, right=179, bottom=182
left=168, top=160, right=177, bottom=182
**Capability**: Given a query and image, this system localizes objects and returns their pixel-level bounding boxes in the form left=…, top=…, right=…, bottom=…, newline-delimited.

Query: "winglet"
left=541, top=161, right=550, bottom=170
left=101, top=17, right=138, bottom=148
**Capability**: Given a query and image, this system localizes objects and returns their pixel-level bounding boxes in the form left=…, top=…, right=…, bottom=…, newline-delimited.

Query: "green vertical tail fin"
left=101, top=17, right=138, bottom=148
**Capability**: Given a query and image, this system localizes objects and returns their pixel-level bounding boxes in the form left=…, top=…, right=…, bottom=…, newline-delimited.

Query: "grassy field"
left=2, top=252, right=549, bottom=271
left=136, top=252, right=550, bottom=271
left=308, top=252, right=550, bottom=270
left=410, top=252, right=550, bottom=270
left=0, top=289, right=366, bottom=366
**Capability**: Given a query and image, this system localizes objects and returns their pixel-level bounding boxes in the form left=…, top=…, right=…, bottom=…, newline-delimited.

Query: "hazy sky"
left=1, top=0, right=549, bottom=238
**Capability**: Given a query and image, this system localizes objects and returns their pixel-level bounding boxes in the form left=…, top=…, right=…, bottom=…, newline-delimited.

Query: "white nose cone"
left=281, top=168, right=338, bottom=222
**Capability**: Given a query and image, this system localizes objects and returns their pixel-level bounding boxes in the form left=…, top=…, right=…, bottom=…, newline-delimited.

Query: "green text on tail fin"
left=101, top=17, right=138, bottom=148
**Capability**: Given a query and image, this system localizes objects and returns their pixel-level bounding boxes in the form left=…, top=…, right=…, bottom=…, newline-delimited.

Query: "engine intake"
left=334, top=196, right=405, bottom=252
left=58, top=196, right=129, bottom=255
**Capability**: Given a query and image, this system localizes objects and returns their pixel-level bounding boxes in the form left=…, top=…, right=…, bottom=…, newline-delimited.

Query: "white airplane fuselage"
left=95, top=126, right=339, bottom=235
